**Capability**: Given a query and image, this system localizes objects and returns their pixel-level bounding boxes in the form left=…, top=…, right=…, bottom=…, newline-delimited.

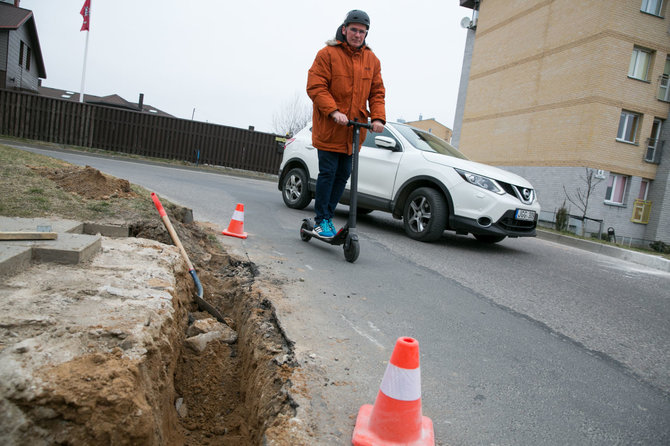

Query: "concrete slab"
left=0, top=218, right=104, bottom=278
left=0, top=217, right=84, bottom=234
left=0, top=245, right=32, bottom=277
left=31, top=233, right=102, bottom=264
left=1, top=233, right=102, bottom=266
left=84, top=222, right=129, bottom=237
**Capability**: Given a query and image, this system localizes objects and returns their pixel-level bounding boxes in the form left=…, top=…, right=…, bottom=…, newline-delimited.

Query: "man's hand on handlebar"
left=333, top=111, right=385, bottom=133
left=370, top=120, right=384, bottom=133
left=330, top=111, right=349, bottom=126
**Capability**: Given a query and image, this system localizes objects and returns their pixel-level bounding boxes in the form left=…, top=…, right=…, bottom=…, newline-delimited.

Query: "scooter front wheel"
left=343, top=239, right=360, bottom=263
left=300, top=221, right=312, bottom=242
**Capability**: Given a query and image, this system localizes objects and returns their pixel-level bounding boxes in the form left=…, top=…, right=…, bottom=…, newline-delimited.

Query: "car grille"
left=498, top=181, right=535, bottom=205
left=497, top=210, right=537, bottom=232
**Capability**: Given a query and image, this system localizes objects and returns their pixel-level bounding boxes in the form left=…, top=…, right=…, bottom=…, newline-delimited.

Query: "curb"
left=537, top=230, right=670, bottom=273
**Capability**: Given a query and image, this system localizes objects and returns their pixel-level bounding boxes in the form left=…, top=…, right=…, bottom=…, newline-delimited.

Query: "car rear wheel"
left=281, top=167, right=311, bottom=209
left=403, top=187, right=447, bottom=242
left=474, top=234, right=506, bottom=244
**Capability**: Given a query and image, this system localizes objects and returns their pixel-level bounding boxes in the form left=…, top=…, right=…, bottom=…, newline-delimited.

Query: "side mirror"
left=375, top=136, right=399, bottom=151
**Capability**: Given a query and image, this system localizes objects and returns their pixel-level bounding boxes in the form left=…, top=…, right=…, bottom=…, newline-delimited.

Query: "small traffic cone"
left=222, top=203, right=248, bottom=239
left=352, top=337, right=434, bottom=446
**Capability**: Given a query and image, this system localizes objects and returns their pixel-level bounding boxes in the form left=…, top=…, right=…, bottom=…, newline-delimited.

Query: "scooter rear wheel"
left=343, top=239, right=360, bottom=263
left=300, top=221, right=312, bottom=242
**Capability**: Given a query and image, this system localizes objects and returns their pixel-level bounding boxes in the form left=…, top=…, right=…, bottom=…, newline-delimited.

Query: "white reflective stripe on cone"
left=379, top=364, right=421, bottom=401
left=231, top=210, right=244, bottom=222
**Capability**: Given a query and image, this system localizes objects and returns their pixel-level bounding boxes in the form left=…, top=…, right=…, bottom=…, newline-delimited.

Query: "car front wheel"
left=281, top=167, right=312, bottom=209
left=403, top=187, right=447, bottom=242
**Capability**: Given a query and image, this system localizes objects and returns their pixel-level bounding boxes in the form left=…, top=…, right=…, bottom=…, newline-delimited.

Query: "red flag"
left=80, top=0, right=90, bottom=31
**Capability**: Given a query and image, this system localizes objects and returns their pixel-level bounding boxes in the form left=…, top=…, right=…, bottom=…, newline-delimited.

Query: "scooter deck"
left=301, top=219, right=349, bottom=245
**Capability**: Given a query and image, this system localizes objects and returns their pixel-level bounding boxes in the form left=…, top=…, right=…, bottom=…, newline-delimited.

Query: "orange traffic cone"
left=222, top=203, right=248, bottom=239
left=352, top=337, right=434, bottom=446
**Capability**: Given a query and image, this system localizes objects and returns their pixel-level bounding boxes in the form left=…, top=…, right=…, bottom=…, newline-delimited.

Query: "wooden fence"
left=0, top=89, right=284, bottom=174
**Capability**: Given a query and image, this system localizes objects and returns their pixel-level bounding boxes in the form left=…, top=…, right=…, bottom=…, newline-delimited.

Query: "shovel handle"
left=151, top=192, right=226, bottom=322
left=151, top=192, right=167, bottom=217
left=151, top=193, right=195, bottom=271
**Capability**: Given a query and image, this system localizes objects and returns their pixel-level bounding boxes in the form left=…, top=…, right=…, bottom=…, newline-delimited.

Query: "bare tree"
left=272, top=93, right=312, bottom=137
left=563, top=167, right=604, bottom=236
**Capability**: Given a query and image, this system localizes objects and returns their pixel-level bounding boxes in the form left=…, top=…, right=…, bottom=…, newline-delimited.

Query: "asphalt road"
left=8, top=142, right=670, bottom=445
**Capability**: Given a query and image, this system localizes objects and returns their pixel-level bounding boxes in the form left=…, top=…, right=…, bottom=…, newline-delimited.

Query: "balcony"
left=659, top=75, right=670, bottom=102
left=631, top=199, right=652, bottom=224
left=645, top=138, right=664, bottom=164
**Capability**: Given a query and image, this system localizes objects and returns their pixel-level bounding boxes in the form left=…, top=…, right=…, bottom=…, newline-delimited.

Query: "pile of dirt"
left=30, top=165, right=136, bottom=200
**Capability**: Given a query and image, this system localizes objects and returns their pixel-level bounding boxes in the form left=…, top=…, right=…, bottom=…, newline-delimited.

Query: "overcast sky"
left=20, top=0, right=472, bottom=134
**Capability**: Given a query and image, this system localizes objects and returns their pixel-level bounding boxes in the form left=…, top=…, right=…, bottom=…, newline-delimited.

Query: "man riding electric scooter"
left=306, top=9, right=386, bottom=242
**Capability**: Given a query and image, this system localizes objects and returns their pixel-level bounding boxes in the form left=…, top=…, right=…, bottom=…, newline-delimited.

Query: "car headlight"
left=455, top=169, right=505, bottom=195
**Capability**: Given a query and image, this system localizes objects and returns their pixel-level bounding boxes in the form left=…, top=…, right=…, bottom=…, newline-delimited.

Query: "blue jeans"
left=315, top=150, right=352, bottom=224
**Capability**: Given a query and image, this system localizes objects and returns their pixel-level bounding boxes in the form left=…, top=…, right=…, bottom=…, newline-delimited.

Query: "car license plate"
left=515, top=209, right=536, bottom=221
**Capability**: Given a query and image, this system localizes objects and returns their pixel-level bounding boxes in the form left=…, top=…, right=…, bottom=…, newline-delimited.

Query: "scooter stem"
left=349, top=120, right=361, bottom=229
left=346, top=119, right=372, bottom=229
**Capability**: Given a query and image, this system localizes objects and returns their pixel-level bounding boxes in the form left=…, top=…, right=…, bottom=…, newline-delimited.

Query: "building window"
left=617, top=110, right=641, bottom=143
left=631, top=179, right=652, bottom=223
left=638, top=180, right=650, bottom=200
left=641, top=0, right=664, bottom=16
left=658, top=58, right=670, bottom=101
left=18, top=41, right=30, bottom=71
left=646, top=118, right=663, bottom=162
left=629, top=47, right=653, bottom=81
left=605, top=174, right=629, bottom=205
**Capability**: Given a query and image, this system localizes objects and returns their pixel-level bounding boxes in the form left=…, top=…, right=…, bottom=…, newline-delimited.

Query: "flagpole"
left=79, top=29, right=89, bottom=103
left=79, top=0, right=91, bottom=103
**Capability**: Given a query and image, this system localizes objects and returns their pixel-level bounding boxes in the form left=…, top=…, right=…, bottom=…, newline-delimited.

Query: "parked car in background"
left=278, top=122, right=540, bottom=243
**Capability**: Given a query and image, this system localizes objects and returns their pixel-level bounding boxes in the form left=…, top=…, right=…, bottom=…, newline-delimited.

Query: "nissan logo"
left=522, top=188, right=532, bottom=200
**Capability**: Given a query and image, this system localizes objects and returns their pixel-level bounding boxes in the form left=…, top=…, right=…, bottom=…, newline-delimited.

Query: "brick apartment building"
left=405, top=117, right=453, bottom=142
left=453, top=0, right=670, bottom=245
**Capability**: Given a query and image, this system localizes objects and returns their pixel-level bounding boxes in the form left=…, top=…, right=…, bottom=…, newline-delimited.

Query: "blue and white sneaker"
left=328, top=219, right=338, bottom=235
left=314, top=219, right=335, bottom=238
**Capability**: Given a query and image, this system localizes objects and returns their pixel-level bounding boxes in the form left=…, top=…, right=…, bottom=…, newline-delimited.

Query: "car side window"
left=362, top=126, right=400, bottom=150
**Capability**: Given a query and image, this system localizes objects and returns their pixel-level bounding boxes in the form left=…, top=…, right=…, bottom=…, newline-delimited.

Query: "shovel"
left=151, top=192, right=225, bottom=323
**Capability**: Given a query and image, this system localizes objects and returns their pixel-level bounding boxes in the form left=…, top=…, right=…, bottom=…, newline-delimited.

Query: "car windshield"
left=392, top=123, right=468, bottom=160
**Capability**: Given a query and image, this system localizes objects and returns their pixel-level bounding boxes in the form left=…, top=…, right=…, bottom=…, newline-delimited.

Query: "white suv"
left=278, top=122, right=540, bottom=243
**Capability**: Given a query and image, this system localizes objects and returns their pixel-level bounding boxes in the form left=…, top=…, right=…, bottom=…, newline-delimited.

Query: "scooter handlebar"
left=347, top=120, right=373, bottom=129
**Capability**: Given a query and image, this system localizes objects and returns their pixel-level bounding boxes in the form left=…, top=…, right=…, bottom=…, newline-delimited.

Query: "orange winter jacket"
left=307, top=38, right=386, bottom=155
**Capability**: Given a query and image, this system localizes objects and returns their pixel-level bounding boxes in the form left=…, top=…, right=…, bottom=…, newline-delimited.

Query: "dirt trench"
left=146, top=218, right=303, bottom=445
left=116, top=217, right=305, bottom=445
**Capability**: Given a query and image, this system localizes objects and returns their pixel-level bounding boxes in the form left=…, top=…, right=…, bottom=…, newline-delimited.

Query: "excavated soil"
left=29, top=165, right=136, bottom=200
left=0, top=165, right=313, bottom=445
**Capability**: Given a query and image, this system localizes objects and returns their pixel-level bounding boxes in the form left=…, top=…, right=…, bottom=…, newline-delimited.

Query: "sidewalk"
left=536, top=229, right=670, bottom=273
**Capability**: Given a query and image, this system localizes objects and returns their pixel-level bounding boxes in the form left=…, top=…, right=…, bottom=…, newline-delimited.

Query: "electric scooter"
left=300, top=119, right=372, bottom=263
